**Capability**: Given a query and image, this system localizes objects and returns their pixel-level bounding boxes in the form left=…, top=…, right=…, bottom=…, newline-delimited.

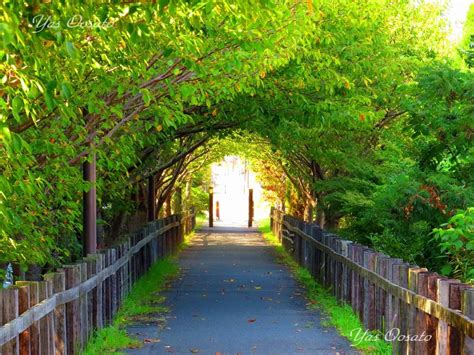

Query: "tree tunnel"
left=1, top=0, right=473, bottom=286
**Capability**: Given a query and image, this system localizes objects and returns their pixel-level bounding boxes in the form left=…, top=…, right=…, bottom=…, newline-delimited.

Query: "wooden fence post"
left=394, top=263, right=409, bottom=354
left=37, top=281, right=51, bottom=354
left=85, top=257, right=96, bottom=340
left=462, top=288, right=474, bottom=354
left=248, top=188, right=253, bottom=227
left=17, top=285, right=31, bottom=355
left=96, top=253, right=104, bottom=330
left=78, top=262, right=88, bottom=350
left=110, top=249, right=118, bottom=320
left=375, top=254, right=388, bottom=333
left=44, top=272, right=67, bottom=355
left=384, top=258, right=402, bottom=338
left=17, top=281, right=41, bottom=355
left=406, top=267, right=426, bottom=353
left=415, top=272, right=439, bottom=354
left=414, top=271, right=430, bottom=354
left=64, top=265, right=81, bottom=354
left=340, top=240, right=352, bottom=305
left=209, top=187, right=214, bottom=228
left=437, top=278, right=460, bottom=354
left=0, top=287, right=19, bottom=354
left=449, top=282, right=471, bottom=354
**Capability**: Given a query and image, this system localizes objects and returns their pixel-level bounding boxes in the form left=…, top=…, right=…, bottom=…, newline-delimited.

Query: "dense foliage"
left=1, top=0, right=312, bottom=270
left=1, top=0, right=472, bottom=282
left=460, top=3, right=474, bottom=67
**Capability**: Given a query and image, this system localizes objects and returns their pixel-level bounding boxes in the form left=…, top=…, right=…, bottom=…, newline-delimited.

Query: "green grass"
left=82, top=325, right=141, bottom=355
left=259, top=219, right=392, bottom=354
left=114, top=258, right=179, bottom=325
left=195, top=213, right=207, bottom=229
left=83, top=242, right=187, bottom=354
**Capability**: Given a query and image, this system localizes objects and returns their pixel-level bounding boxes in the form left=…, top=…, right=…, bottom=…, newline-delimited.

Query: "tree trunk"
left=165, top=194, right=172, bottom=216
left=174, top=187, right=183, bottom=214
left=316, top=204, right=326, bottom=228
left=304, top=203, right=313, bottom=222
left=185, top=179, right=192, bottom=210
left=325, top=213, right=340, bottom=230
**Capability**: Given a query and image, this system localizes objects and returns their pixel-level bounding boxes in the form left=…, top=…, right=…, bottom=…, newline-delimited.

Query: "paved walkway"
left=126, top=222, right=356, bottom=354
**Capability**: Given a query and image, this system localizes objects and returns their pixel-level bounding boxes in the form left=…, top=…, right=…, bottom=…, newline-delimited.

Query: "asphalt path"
left=126, top=222, right=356, bottom=355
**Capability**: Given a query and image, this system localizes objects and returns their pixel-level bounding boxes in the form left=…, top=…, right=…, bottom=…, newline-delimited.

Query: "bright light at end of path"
left=211, top=156, right=269, bottom=226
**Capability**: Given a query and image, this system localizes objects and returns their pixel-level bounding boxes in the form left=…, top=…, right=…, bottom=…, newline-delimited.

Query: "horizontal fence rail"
left=270, top=208, right=474, bottom=355
left=0, top=211, right=196, bottom=354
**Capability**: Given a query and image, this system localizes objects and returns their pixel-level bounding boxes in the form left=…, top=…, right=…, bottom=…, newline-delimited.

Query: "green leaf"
left=440, top=265, right=452, bottom=276
left=61, top=83, right=72, bottom=99
left=159, top=0, right=170, bottom=13
left=179, top=85, right=196, bottom=99
left=65, top=40, right=78, bottom=59
left=11, top=96, right=23, bottom=122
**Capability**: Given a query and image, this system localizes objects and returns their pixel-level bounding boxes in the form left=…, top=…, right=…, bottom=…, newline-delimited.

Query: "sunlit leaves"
left=0, top=0, right=313, bottom=269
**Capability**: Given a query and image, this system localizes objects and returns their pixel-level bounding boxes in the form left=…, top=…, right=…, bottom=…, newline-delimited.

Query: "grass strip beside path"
left=83, top=229, right=196, bottom=354
left=258, top=219, right=392, bottom=354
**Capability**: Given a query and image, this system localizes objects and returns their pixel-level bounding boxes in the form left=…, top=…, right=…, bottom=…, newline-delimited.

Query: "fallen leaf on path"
left=190, top=349, right=200, bottom=353
left=254, top=286, right=262, bottom=290
left=144, top=338, right=160, bottom=344
left=248, top=319, right=256, bottom=323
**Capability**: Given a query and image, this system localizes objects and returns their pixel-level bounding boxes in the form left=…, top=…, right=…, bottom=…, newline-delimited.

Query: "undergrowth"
left=83, top=232, right=192, bottom=354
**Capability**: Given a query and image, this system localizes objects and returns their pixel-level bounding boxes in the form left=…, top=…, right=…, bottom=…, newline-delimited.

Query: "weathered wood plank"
left=95, top=253, right=104, bottom=330
left=462, top=288, right=474, bottom=355
left=37, top=281, right=50, bottom=355
left=1, top=287, right=19, bottom=355
left=44, top=272, right=67, bottom=355
left=449, top=283, right=471, bottom=355
left=17, top=285, right=31, bottom=355
left=437, top=278, right=460, bottom=355
left=85, top=257, right=95, bottom=340
left=64, top=265, right=80, bottom=355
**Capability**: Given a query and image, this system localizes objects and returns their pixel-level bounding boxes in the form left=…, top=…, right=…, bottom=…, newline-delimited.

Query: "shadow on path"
left=126, top=223, right=357, bottom=354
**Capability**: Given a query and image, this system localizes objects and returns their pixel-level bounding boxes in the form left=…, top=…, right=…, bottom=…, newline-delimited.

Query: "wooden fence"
left=270, top=208, right=474, bottom=355
left=0, top=211, right=196, bottom=355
